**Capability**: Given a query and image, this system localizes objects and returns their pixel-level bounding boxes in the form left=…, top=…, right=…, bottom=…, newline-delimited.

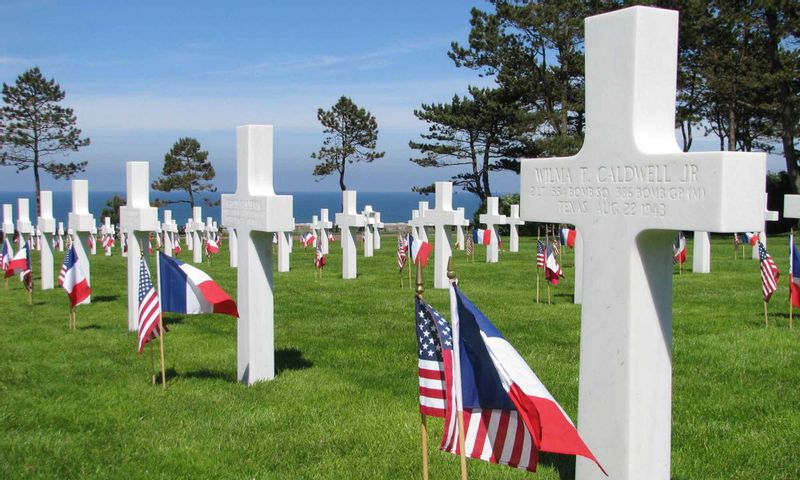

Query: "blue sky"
left=0, top=0, right=786, bottom=193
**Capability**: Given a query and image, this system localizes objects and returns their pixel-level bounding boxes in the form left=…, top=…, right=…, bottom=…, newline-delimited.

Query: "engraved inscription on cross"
left=519, top=7, right=765, bottom=480
left=478, top=196, right=507, bottom=263
left=425, top=181, right=464, bottom=289
left=68, top=180, right=95, bottom=303
left=221, top=125, right=293, bottom=384
left=120, top=162, right=159, bottom=332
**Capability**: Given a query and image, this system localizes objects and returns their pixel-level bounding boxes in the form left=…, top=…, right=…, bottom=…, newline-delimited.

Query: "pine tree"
left=101, top=194, right=125, bottom=226
left=152, top=137, right=217, bottom=208
left=311, top=96, right=385, bottom=191
left=0, top=67, right=90, bottom=216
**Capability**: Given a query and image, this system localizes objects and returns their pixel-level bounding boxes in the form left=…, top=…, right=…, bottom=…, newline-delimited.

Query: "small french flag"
left=157, top=252, right=238, bottom=318
left=473, top=228, right=491, bottom=246
left=206, top=238, right=220, bottom=254
left=743, top=232, right=759, bottom=246
left=560, top=228, right=576, bottom=248
left=408, top=234, right=433, bottom=268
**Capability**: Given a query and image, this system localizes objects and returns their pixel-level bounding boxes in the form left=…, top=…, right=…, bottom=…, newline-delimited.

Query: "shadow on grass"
left=162, top=315, right=183, bottom=326
left=276, top=347, right=313, bottom=373
left=78, top=325, right=101, bottom=330
left=539, top=452, right=575, bottom=479
left=174, top=368, right=236, bottom=383
left=92, top=295, right=119, bottom=303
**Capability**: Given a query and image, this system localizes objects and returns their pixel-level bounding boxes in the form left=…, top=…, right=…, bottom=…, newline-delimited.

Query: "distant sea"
left=0, top=191, right=484, bottom=226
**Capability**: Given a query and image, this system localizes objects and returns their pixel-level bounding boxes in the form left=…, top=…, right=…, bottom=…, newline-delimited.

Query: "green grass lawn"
left=1, top=233, right=798, bottom=479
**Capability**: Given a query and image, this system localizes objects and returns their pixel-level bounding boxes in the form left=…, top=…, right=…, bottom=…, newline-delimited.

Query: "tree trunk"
left=33, top=144, right=41, bottom=217
left=727, top=108, right=737, bottom=152
left=339, top=154, right=347, bottom=191
left=765, top=7, right=800, bottom=193
left=481, top=142, right=492, bottom=199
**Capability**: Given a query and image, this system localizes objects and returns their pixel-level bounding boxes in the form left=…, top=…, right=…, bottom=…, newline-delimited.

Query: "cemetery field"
left=1, top=235, right=799, bottom=479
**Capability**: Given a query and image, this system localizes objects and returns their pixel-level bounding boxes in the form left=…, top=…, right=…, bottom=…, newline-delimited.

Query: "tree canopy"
left=311, top=96, right=385, bottom=191
left=0, top=67, right=90, bottom=215
left=151, top=137, right=218, bottom=208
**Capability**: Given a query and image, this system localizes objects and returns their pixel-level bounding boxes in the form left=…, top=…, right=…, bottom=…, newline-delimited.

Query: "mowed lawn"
left=1, top=233, right=798, bottom=479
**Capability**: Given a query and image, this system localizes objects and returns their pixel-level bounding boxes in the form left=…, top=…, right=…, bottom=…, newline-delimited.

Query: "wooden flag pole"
left=446, top=258, right=468, bottom=480
left=158, top=316, right=166, bottom=389
left=791, top=230, right=794, bottom=330
left=150, top=340, right=156, bottom=385
left=764, top=301, right=769, bottom=328
left=415, top=264, right=430, bottom=480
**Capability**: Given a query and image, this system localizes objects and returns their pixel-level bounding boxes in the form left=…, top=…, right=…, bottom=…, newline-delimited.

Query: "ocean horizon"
left=0, top=190, right=493, bottom=226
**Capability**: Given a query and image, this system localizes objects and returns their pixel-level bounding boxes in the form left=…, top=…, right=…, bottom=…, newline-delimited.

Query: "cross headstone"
left=90, top=222, right=98, bottom=255
left=455, top=207, right=469, bottom=251
left=57, top=222, right=65, bottom=252
left=162, top=210, right=174, bottom=257
left=362, top=205, right=375, bottom=257
left=120, top=162, right=159, bottom=332
left=102, top=217, right=114, bottom=256
left=407, top=209, right=420, bottom=239
left=221, top=125, right=294, bottom=384
left=479, top=196, right=507, bottom=263
left=573, top=229, right=584, bottom=304
left=185, top=220, right=193, bottom=251
left=37, top=192, right=56, bottom=290
left=692, top=231, right=711, bottom=273
left=783, top=194, right=800, bottom=220
left=227, top=226, right=238, bottom=267
left=191, top=207, right=204, bottom=264
left=508, top=204, right=524, bottom=253
left=425, top=182, right=464, bottom=289
left=373, top=211, right=383, bottom=250
left=752, top=198, right=779, bottom=259
left=1, top=204, right=12, bottom=240
left=277, top=227, right=294, bottom=272
left=16, top=198, right=32, bottom=239
left=518, top=7, right=765, bottom=479
left=68, top=180, right=95, bottom=303
left=35, top=226, right=42, bottom=251
left=310, top=215, right=321, bottom=248
left=416, top=202, right=430, bottom=242
left=318, top=208, right=333, bottom=254
left=335, top=190, right=365, bottom=280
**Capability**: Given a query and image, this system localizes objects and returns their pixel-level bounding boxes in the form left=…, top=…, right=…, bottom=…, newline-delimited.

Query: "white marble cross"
left=1, top=204, right=12, bottom=239
left=57, top=222, right=65, bottom=252
left=90, top=222, right=98, bottom=255
left=191, top=207, right=204, bottom=264
left=407, top=209, right=420, bottom=239
left=455, top=207, right=469, bottom=250
left=227, top=226, right=238, bottom=267
left=783, top=194, right=800, bottom=220
left=335, top=190, right=365, bottom=279
left=162, top=210, right=174, bottom=257
left=16, top=198, right=32, bottom=237
left=37, top=192, right=56, bottom=290
left=425, top=182, right=465, bottom=289
left=373, top=211, right=383, bottom=250
left=508, top=204, right=524, bottom=253
left=68, top=180, right=95, bottom=303
left=221, top=125, right=294, bottom=384
left=752, top=198, right=779, bottom=259
left=479, top=197, right=507, bottom=263
left=310, top=215, right=321, bottom=248
left=318, top=208, right=333, bottom=254
left=362, top=205, right=375, bottom=257
left=277, top=227, right=294, bottom=273
left=185, top=220, right=193, bottom=251
left=120, top=162, right=159, bottom=332
left=692, top=231, right=711, bottom=273
left=518, top=7, right=765, bottom=479
left=415, top=202, right=430, bottom=242
left=102, top=217, right=114, bottom=256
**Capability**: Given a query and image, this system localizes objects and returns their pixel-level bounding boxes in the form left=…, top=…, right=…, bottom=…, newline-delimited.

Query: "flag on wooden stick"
left=137, top=256, right=163, bottom=353
left=759, top=241, right=779, bottom=302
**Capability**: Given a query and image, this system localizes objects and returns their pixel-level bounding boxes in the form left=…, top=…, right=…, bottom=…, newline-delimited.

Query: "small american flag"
left=314, top=244, right=326, bottom=270
left=536, top=239, right=546, bottom=268
left=734, top=233, right=740, bottom=249
left=137, top=257, right=163, bottom=353
left=759, top=242, right=779, bottom=302
left=397, top=233, right=408, bottom=272
left=415, top=296, right=452, bottom=418
left=465, top=230, right=474, bottom=257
